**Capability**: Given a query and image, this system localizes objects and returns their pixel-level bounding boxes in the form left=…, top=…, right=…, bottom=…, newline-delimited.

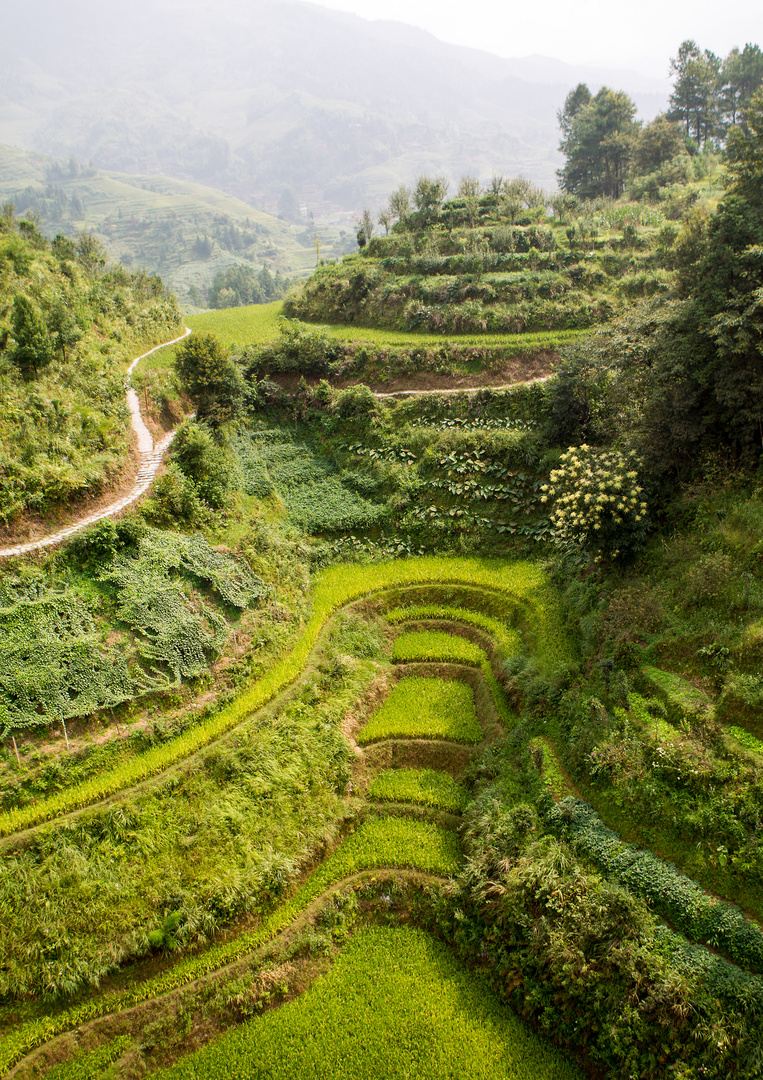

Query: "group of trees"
left=551, top=87, right=763, bottom=473
left=669, top=41, right=763, bottom=146
left=206, top=263, right=291, bottom=309
left=558, top=40, right=763, bottom=200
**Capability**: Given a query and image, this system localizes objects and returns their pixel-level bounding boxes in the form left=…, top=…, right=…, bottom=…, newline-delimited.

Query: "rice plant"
left=391, top=630, right=486, bottom=666
left=149, top=926, right=584, bottom=1080
left=358, top=677, right=483, bottom=745
left=368, top=768, right=468, bottom=812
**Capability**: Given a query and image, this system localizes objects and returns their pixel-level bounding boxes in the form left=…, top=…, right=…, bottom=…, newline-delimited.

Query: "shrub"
left=170, top=420, right=240, bottom=509
left=545, top=444, right=649, bottom=560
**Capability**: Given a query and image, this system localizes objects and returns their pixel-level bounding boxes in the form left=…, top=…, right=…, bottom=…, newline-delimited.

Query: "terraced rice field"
left=357, top=676, right=483, bottom=745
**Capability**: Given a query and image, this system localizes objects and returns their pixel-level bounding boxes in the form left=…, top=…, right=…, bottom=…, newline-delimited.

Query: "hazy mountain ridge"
left=4, top=0, right=669, bottom=207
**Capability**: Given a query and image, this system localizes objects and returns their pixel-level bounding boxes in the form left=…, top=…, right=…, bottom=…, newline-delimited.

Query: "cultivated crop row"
left=0, top=558, right=549, bottom=837
left=358, top=677, right=483, bottom=745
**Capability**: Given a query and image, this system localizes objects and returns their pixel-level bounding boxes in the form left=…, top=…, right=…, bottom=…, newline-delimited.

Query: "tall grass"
left=391, top=630, right=486, bottom=665
left=150, top=926, right=584, bottom=1080
left=0, top=558, right=553, bottom=837
left=185, top=303, right=583, bottom=352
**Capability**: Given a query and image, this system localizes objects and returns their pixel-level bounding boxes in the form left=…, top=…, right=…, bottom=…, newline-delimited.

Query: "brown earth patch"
left=271, top=351, right=554, bottom=396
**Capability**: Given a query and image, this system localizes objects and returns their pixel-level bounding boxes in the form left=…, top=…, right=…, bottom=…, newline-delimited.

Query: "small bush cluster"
left=545, top=444, right=648, bottom=559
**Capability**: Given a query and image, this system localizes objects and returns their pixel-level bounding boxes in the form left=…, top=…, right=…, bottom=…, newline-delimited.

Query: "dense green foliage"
left=207, top=264, right=292, bottom=309
left=0, top=527, right=265, bottom=739
left=0, top=209, right=180, bottom=523
left=6, top=40, right=763, bottom=1080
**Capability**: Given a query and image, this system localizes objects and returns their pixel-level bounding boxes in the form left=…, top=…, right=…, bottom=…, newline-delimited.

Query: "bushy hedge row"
left=547, top=798, right=763, bottom=971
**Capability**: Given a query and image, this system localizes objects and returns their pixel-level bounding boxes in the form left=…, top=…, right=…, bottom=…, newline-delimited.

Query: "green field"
left=358, top=676, right=483, bottom=745
left=391, top=630, right=487, bottom=665
left=185, top=303, right=582, bottom=351
left=368, top=768, right=469, bottom=812
left=151, top=926, right=583, bottom=1080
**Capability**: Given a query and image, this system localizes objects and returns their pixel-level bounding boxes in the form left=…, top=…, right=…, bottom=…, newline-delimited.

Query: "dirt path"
left=0, top=329, right=190, bottom=561
left=374, top=375, right=551, bottom=398
left=0, top=335, right=551, bottom=561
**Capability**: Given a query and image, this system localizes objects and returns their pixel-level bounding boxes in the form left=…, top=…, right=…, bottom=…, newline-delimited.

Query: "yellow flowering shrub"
left=543, top=445, right=648, bottom=560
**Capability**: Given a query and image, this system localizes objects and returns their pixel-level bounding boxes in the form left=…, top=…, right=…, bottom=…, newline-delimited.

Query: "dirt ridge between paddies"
left=0, top=558, right=560, bottom=839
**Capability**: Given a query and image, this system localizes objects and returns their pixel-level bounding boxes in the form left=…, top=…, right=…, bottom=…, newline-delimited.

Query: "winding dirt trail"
left=0, top=329, right=190, bottom=561
left=0, top=330, right=549, bottom=561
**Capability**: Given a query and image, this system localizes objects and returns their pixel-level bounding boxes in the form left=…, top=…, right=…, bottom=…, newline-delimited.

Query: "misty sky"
left=306, top=0, right=763, bottom=79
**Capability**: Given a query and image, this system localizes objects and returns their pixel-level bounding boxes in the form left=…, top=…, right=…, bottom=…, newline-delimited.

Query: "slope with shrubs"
left=284, top=177, right=680, bottom=343
left=0, top=206, right=181, bottom=528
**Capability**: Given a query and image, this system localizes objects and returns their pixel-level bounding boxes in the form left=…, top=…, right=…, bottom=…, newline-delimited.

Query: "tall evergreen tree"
left=668, top=40, right=722, bottom=146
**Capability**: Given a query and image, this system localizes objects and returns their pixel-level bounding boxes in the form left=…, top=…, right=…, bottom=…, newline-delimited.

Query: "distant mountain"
left=3, top=0, right=669, bottom=213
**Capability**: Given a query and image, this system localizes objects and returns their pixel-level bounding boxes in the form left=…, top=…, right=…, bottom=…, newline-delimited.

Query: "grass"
left=0, top=816, right=460, bottom=1074
left=728, top=726, right=763, bottom=756
left=0, top=557, right=550, bottom=838
left=391, top=630, right=486, bottom=665
left=150, top=925, right=584, bottom=1080
left=45, top=1036, right=133, bottom=1080
left=358, top=677, right=483, bottom=746
left=641, top=665, right=714, bottom=720
left=368, top=768, right=469, bottom=812
left=529, top=737, right=575, bottom=802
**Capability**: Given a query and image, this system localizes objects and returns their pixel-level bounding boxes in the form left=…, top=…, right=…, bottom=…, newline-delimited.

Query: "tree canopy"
left=557, top=86, right=638, bottom=199
left=175, top=331, right=247, bottom=428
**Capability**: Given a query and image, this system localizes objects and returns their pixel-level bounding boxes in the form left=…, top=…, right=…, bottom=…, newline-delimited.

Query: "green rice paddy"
left=358, top=676, right=483, bottom=745
left=150, top=925, right=584, bottom=1080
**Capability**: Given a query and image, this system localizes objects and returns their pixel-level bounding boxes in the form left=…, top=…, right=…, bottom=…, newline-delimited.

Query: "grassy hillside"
left=0, top=146, right=344, bottom=308
left=3, top=87, right=763, bottom=1080
left=286, top=174, right=722, bottom=338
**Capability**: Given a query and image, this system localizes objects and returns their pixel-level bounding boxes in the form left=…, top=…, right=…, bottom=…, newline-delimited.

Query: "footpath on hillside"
left=0, top=333, right=550, bottom=560
left=0, top=330, right=190, bottom=561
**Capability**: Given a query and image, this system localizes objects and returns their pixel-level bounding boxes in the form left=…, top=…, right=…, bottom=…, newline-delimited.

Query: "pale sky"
left=306, top=0, right=763, bottom=79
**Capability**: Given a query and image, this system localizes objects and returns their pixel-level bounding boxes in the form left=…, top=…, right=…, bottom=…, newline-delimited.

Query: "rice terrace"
left=3, top=28, right=763, bottom=1080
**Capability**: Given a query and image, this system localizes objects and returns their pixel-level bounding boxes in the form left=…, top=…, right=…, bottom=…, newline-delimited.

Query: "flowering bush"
left=543, top=444, right=648, bottom=560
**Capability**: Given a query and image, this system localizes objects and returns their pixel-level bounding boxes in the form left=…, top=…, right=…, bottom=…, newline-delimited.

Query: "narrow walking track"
left=0, top=329, right=548, bottom=560
left=373, top=375, right=550, bottom=398
left=0, top=329, right=191, bottom=561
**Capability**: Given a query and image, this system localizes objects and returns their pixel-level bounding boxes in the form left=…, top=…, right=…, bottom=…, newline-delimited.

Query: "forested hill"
left=0, top=208, right=181, bottom=530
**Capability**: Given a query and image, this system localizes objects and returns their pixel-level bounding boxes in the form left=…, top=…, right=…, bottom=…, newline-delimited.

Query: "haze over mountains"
left=4, top=0, right=669, bottom=214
